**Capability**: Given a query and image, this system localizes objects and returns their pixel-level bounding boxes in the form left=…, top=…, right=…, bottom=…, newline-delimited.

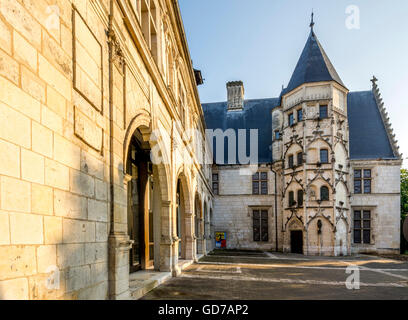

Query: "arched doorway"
left=126, top=129, right=156, bottom=272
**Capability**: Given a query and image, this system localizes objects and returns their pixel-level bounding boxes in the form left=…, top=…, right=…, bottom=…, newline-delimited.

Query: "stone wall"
left=350, top=160, right=401, bottom=254
left=0, top=0, right=212, bottom=300
left=212, top=165, right=281, bottom=250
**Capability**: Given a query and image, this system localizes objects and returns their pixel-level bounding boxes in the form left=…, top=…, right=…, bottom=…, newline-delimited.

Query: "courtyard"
left=142, top=250, right=408, bottom=300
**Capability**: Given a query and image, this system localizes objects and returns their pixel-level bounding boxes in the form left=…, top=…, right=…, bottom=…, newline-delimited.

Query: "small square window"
left=297, top=152, right=303, bottom=166
left=297, top=109, right=303, bottom=122
left=364, top=169, right=371, bottom=178
left=288, top=113, right=294, bottom=126
left=319, top=105, right=328, bottom=118
left=288, top=155, right=294, bottom=168
left=274, top=131, right=281, bottom=140
left=320, top=149, right=329, bottom=163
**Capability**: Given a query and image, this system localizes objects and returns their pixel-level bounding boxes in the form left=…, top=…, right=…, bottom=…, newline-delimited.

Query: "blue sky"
left=179, top=0, right=408, bottom=167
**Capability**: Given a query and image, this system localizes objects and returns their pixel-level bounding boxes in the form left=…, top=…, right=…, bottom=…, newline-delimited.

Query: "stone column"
left=108, top=174, right=133, bottom=300
left=184, top=212, right=195, bottom=260
left=160, top=200, right=173, bottom=272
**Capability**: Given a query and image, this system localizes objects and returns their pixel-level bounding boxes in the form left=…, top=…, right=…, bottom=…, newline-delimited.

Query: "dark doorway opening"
left=290, top=230, right=303, bottom=254
left=127, top=132, right=154, bottom=273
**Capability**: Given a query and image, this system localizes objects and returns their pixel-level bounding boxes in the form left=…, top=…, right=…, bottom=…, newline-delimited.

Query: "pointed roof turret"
left=284, top=17, right=346, bottom=95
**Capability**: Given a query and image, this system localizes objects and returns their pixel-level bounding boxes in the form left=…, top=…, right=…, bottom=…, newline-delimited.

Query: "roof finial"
left=310, top=10, right=315, bottom=31
left=371, top=75, right=378, bottom=88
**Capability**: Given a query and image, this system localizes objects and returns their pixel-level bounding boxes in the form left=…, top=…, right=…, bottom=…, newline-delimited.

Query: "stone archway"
left=121, top=112, right=172, bottom=273
left=175, top=172, right=194, bottom=261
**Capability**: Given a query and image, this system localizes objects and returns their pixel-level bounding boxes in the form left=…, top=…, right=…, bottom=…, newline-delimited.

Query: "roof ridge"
left=371, top=77, right=401, bottom=159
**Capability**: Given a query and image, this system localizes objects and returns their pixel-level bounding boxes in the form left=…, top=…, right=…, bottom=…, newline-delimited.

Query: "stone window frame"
left=250, top=207, right=270, bottom=242
left=353, top=168, right=373, bottom=194
left=352, top=207, right=376, bottom=245
left=252, top=172, right=268, bottom=195
left=320, top=186, right=330, bottom=201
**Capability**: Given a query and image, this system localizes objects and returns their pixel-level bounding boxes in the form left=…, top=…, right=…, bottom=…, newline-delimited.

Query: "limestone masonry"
left=0, top=0, right=402, bottom=300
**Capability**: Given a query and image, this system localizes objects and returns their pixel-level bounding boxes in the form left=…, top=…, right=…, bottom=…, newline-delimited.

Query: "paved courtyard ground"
left=142, top=250, right=408, bottom=300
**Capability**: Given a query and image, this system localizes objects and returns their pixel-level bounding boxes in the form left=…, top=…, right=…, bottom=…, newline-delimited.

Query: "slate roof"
left=202, top=98, right=280, bottom=164
left=347, top=91, right=397, bottom=160
left=283, top=31, right=345, bottom=95
left=201, top=30, right=398, bottom=165
left=202, top=91, right=398, bottom=164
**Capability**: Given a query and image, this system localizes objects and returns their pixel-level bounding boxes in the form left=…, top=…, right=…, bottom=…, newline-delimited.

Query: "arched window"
left=320, top=186, right=329, bottom=201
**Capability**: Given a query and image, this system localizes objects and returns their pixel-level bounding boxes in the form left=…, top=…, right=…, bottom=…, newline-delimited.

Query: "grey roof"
left=202, top=91, right=397, bottom=164
left=283, top=31, right=345, bottom=95
left=347, top=91, right=397, bottom=160
left=202, top=98, right=280, bottom=164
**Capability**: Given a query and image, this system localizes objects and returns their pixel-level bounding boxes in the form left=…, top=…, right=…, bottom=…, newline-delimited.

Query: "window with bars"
left=297, top=109, right=303, bottom=122
left=212, top=173, right=219, bottom=195
left=320, top=186, right=329, bottom=201
left=353, top=210, right=371, bottom=244
left=253, top=210, right=268, bottom=242
left=253, top=172, right=268, bottom=195
left=319, top=105, right=328, bottom=118
left=320, top=149, right=329, bottom=164
left=297, top=190, right=304, bottom=207
left=354, top=169, right=372, bottom=194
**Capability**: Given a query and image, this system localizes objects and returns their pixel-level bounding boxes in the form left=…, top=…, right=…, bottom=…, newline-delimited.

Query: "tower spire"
left=310, top=10, right=315, bottom=32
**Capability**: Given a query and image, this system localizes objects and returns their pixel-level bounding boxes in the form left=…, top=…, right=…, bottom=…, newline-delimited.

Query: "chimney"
left=227, top=81, right=244, bottom=111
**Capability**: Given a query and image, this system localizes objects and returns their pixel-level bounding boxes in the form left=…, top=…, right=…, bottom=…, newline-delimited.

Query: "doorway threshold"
left=129, top=270, right=171, bottom=300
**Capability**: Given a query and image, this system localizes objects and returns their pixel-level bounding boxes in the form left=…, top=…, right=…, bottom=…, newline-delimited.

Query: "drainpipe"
left=107, top=0, right=115, bottom=299
left=108, top=0, right=115, bottom=235
left=270, top=163, right=278, bottom=252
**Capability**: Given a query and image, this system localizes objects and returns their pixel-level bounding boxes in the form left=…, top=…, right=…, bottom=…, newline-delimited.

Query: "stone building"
left=0, top=0, right=213, bottom=300
left=203, top=23, right=402, bottom=256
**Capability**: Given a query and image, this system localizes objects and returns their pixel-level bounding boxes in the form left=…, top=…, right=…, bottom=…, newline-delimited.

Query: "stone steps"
left=129, top=271, right=172, bottom=300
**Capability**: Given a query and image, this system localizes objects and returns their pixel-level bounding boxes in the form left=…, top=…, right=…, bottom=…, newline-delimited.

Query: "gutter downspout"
left=270, top=163, right=278, bottom=252
left=107, top=0, right=115, bottom=299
